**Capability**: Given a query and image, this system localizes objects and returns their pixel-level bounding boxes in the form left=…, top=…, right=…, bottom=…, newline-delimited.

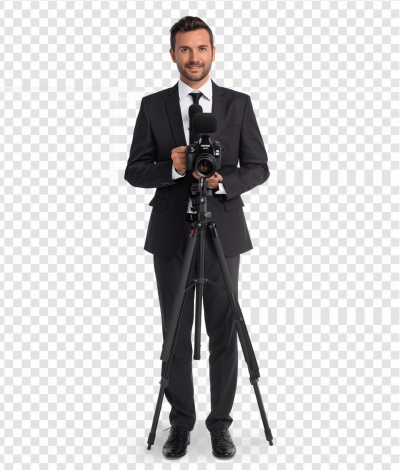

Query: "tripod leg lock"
left=249, top=376, right=259, bottom=385
left=234, top=317, right=244, bottom=324
left=159, top=377, right=169, bottom=388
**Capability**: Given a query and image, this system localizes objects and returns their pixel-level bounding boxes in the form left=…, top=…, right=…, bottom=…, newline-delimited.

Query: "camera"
left=185, top=135, right=222, bottom=178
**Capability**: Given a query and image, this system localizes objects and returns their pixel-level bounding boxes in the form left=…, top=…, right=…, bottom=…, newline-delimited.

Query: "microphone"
left=192, top=112, right=218, bottom=134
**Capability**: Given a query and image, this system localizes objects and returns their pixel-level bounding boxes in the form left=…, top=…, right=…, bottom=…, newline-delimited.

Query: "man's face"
left=170, top=29, right=215, bottom=87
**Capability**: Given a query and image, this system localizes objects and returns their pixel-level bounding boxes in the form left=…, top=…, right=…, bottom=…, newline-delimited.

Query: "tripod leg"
left=160, top=222, right=198, bottom=362
left=193, top=220, right=206, bottom=360
left=147, top=222, right=199, bottom=450
left=207, top=222, right=274, bottom=446
left=160, top=239, right=197, bottom=377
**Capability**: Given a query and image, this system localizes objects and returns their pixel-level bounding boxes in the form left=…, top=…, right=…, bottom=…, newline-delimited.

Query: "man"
left=124, top=16, right=269, bottom=459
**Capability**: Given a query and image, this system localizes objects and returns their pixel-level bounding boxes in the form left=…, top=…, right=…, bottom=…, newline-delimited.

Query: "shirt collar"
left=178, top=75, right=212, bottom=102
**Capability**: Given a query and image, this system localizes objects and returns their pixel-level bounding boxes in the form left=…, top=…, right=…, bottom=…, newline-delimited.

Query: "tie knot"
left=188, top=91, right=203, bottom=105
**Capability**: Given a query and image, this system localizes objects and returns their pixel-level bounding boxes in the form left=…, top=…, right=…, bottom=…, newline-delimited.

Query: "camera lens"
left=195, top=155, right=216, bottom=178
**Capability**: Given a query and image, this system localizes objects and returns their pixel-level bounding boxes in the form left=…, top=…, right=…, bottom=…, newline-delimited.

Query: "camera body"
left=185, top=135, right=222, bottom=177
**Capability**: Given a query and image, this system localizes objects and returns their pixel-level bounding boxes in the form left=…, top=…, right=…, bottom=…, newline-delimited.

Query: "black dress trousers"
left=153, top=217, right=240, bottom=433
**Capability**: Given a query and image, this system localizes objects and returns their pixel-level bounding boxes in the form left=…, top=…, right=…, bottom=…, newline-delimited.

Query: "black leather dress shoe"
left=210, top=428, right=236, bottom=459
left=162, top=426, right=191, bottom=459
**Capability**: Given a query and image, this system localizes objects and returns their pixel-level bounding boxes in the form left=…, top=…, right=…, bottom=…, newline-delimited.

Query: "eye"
left=182, top=48, right=206, bottom=52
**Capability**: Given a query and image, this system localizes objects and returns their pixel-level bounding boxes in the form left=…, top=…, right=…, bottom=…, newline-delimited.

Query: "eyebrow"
left=179, top=45, right=209, bottom=49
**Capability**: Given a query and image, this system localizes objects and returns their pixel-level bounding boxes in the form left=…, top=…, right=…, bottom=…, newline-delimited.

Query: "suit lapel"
left=165, top=78, right=226, bottom=148
left=210, top=79, right=226, bottom=142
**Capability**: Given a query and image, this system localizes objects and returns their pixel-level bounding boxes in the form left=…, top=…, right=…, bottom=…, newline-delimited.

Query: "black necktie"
left=188, top=91, right=203, bottom=144
left=188, top=91, right=204, bottom=187
left=188, top=91, right=203, bottom=105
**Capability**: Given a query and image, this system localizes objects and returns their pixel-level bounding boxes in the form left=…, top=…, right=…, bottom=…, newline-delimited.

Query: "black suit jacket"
left=124, top=79, right=270, bottom=260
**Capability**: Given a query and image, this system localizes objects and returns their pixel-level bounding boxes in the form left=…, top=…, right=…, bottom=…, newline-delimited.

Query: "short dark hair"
left=170, top=16, right=214, bottom=54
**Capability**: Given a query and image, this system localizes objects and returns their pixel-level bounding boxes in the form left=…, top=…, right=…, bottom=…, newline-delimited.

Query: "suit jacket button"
left=183, top=200, right=188, bottom=205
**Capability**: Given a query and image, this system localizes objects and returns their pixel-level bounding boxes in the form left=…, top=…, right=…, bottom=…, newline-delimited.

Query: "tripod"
left=146, top=174, right=274, bottom=449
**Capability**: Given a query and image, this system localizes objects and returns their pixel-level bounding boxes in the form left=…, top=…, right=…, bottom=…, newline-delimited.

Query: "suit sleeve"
left=220, top=95, right=270, bottom=201
left=124, top=97, right=186, bottom=189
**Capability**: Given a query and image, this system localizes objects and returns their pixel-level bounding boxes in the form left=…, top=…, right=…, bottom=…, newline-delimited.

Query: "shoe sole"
left=163, top=451, right=187, bottom=460
left=212, top=448, right=236, bottom=459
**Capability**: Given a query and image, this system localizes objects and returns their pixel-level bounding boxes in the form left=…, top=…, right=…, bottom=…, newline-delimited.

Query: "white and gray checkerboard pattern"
left=0, top=1, right=399, bottom=468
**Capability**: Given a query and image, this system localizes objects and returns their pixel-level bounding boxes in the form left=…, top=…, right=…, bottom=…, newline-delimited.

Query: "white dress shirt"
left=171, top=76, right=227, bottom=213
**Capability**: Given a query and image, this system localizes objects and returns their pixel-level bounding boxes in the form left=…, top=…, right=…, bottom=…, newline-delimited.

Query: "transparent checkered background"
left=0, top=1, right=399, bottom=468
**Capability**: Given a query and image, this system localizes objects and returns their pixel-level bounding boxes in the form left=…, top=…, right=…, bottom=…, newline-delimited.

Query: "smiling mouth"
left=188, top=66, right=202, bottom=70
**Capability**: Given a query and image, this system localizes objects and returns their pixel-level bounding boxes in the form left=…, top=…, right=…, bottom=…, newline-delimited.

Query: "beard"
left=177, top=61, right=212, bottom=81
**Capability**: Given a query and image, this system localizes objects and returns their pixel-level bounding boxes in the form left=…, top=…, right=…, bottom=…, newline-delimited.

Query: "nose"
left=190, top=51, right=199, bottom=62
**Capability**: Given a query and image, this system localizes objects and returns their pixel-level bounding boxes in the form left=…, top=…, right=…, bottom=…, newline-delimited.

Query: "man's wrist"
left=175, top=167, right=185, bottom=175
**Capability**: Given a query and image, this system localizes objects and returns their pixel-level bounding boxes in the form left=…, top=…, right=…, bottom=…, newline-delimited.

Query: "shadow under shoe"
left=162, top=426, right=191, bottom=459
left=210, top=428, right=236, bottom=459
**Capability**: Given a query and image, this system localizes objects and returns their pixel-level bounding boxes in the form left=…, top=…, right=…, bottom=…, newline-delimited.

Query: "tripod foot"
left=265, top=429, right=273, bottom=446
left=147, top=431, right=156, bottom=450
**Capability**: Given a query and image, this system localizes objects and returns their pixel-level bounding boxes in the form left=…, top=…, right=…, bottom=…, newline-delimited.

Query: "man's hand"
left=171, top=146, right=187, bottom=174
left=192, top=171, right=223, bottom=189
